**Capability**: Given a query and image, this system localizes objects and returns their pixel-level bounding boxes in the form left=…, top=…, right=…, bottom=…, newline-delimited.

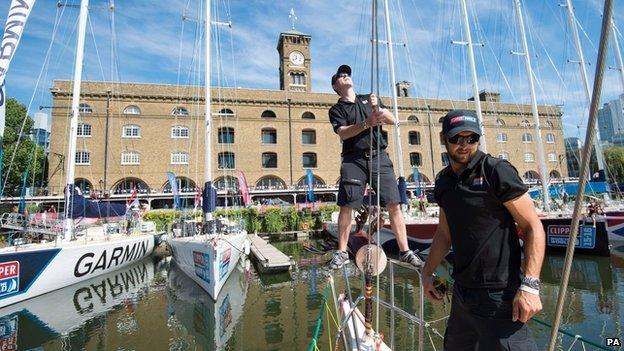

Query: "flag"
left=236, top=170, right=251, bottom=206
left=126, top=189, right=139, bottom=210
left=412, top=166, right=421, bottom=197
left=167, top=172, right=181, bottom=210
left=0, top=0, right=36, bottom=197
left=306, top=169, right=316, bottom=202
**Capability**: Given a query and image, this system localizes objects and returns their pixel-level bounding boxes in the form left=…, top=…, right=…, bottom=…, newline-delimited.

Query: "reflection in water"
left=166, top=259, right=250, bottom=350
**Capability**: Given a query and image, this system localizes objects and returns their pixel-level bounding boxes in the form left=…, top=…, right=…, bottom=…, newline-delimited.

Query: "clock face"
left=289, top=51, right=304, bottom=66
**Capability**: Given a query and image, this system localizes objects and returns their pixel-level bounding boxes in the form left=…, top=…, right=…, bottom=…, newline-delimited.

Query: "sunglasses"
left=447, top=134, right=480, bottom=145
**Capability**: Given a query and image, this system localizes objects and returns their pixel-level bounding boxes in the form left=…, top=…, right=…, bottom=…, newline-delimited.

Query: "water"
left=2, top=240, right=623, bottom=350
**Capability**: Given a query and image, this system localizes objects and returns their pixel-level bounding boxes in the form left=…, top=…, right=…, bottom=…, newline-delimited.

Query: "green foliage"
left=143, top=210, right=181, bottom=231
left=2, top=98, right=47, bottom=196
left=242, top=207, right=261, bottom=233
left=318, top=204, right=339, bottom=221
left=262, top=207, right=285, bottom=233
left=284, top=207, right=301, bottom=231
left=604, top=147, right=624, bottom=183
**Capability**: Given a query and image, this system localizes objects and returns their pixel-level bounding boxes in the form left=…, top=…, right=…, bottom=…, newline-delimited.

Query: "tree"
left=603, top=147, right=624, bottom=183
left=1, top=98, right=47, bottom=196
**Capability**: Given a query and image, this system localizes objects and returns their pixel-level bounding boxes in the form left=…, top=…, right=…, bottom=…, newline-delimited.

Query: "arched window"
left=438, top=116, right=445, bottom=123
left=214, top=176, right=239, bottom=191
left=498, top=152, right=509, bottom=160
left=407, top=115, right=419, bottom=123
left=255, top=176, right=286, bottom=188
left=524, top=171, right=539, bottom=180
left=297, top=175, right=325, bottom=186
left=290, top=72, right=306, bottom=86
left=77, top=123, right=91, bottom=137
left=171, top=125, right=189, bottom=138
left=79, top=103, right=92, bottom=114
left=75, top=151, right=90, bottom=165
left=163, top=177, right=196, bottom=192
left=218, top=108, right=235, bottom=117
left=112, top=177, right=149, bottom=193
left=441, top=152, right=450, bottom=166
left=302, top=129, right=316, bottom=144
left=261, top=128, right=277, bottom=144
left=218, top=152, right=235, bottom=169
left=407, top=173, right=430, bottom=183
left=495, top=118, right=506, bottom=126
left=75, top=178, right=92, bottom=192
left=544, top=120, right=554, bottom=128
left=218, top=127, right=235, bottom=144
left=550, top=170, right=561, bottom=179
left=520, top=119, right=530, bottom=127
left=261, top=110, right=277, bottom=118
left=121, top=151, right=141, bottom=165
left=546, top=133, right=555, bottom=143
left=408, top=131, right=421, bottom=145
left=302, top=111, right=315, bottom=119
left=262, top=152, right=278, bottom=168
left=122, top=124, right=141, bottom=138
left=496, top=132, right=508, bottom=142
left=548, top=152, right=557, bottom=162
left=522, top=133, right=533, bottom=143
left=172, top=106, right=189, bottom=116
left=123, top=105, right=141, bottom=115
left=171, top=152, right=189, bottom=165
left=303, top=152, right=317, bottom=168
left=524, top=152, right=535, bottom=163
left=410, top=152, right=422, bottom=167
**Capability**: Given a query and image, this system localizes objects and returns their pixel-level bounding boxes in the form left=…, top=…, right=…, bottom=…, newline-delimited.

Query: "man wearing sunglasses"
left=327, top=64, right=423, bottom=270
left=422, top=109, right=544, bottom=350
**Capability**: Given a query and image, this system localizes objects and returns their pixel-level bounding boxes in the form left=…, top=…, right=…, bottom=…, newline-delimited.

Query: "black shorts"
left=444, top=284, right=538, bottom=351
left=337, top=151, right=400, bottom=208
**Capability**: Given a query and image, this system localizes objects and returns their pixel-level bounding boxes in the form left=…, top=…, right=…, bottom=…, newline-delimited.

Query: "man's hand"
left=370, top=93, right=378, bottom=109
left=512, top=290, right=542, bottom=323
left=422, top=275, right=443, bottom=302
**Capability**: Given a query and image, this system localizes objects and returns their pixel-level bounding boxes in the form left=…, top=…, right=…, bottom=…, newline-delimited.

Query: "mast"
left=63, top=0, right=90, bottom=241
left=563, top=0, right=607, bottom=174
left=548, top=0, right=613, bottom=349
left=204, top=0, right=212, bottom=185
left=512, top=0, right=550, bottom=212
left=454, top=0, right=487, bottom=152
left=612, top=18, right=624, bottom=90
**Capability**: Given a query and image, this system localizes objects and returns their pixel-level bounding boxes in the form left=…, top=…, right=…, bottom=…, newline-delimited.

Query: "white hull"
left=0, top=257, right=156, bottom=342
left=168, top=233, right=249, bottom=299
left=338, top=294, right=391, bottom=351
left=0, top=233, right=156, bottom=308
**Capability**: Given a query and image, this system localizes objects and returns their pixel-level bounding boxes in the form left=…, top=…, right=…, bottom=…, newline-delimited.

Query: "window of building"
left=410, top=152, right=422, bottom=167
left=302, top=111, right=315, bottom=119
left=548, top=152, right=557, bottom=162
left=290, top=72, right=306, bottom=86
left=256, top=176, right=286, bottom=188
left=217, top=108, right=235, bottom=117
left=172, top=106, right=189, bottom=116
left=121, top=151, right=141, bottom=165
left=438, top=116, right=445, bottom=123
left=498, top=152, right=509, bottom=160
left=544, top=120, right=554, bottom=128
left=303, top=152, right=317, bottom=168
left=75, top=151, right=90, bottom=165
left=218, top=127, right=235, bottom=144
left=408, top=131, right=421, bottom=145
left=261, top=128, right=277, bottom=144
left=218, top=152, right=235, bottom=169
left=123, top=105, right=141, bottom=115
left=171, top=152, right=189, bottom=165
left=262, top=152, right=278, bottom=168
left=171, top=125, right=189, bottom=138
left=408, top=115, right=419, bottom=123
left=261, top=110, right=277, bottom=118
left=302, top=129, right=316, bottom=144
left=546, top=133, right=555, bottom=143
left=79, top=103, right=92, bottom=114
left=122, top=124, right=141, bottom=138
left=77, top=123, right=91, bottom=137
left=522, top=133, right=533, bottom=143
left=497, top=132, right=508, bottom=142
left=524, top=152, right=535, bottom=162
left=496, top=118, right=506, bottom=126
left=442, top=152, right=450, bottom=166
left=520, top=119, right=530, bottom=127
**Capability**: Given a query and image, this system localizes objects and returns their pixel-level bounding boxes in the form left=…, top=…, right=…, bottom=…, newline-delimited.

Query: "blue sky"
left=3, top=0, right=624, bottom=140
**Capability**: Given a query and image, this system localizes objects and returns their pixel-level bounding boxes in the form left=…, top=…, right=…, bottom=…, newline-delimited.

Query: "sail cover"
left=68, top=185, right=126, bottom=219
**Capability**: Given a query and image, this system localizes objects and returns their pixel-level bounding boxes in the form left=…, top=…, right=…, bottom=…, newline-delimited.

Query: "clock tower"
left=277, top=31, right=311, bottom=92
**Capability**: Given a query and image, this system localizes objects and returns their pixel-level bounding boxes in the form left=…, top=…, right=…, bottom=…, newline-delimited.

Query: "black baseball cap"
left=331, top=64, right=352, bottom=86
left=442, top=109, right=482, bottom=137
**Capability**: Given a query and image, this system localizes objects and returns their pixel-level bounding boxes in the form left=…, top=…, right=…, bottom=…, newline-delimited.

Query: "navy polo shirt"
left=434, top=151, right=528, bottom=289
left=329, top=94, right=387, bottom=155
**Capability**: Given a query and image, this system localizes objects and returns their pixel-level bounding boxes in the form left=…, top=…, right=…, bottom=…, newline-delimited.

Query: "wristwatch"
left=520, top=276, right=540, bottom=295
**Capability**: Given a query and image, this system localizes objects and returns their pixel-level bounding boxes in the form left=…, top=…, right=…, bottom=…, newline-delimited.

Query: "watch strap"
left=519, top=284, right=539, bottom=296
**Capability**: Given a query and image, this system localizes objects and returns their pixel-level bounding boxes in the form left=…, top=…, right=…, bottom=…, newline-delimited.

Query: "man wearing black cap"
left=327, top=64, right=423, bottom=270
left=422, top=109, right=544, bottom=350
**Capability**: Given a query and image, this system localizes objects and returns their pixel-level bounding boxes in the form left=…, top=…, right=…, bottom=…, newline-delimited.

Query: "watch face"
left=289, top=51, right=304, bottom=65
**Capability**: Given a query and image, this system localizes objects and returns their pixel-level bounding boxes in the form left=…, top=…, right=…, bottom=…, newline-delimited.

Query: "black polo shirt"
left=434, top=151, right=528, bottom=289
left=329, top=94, right=387, bottom=155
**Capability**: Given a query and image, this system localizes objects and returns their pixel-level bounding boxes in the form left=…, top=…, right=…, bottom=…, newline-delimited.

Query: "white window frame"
left=122, top=124, right=141, bottom=138
left=121, top=151, right=141, bottom=165
left=498, top=152, right=509, bottom=160
left=79, top=103, right=92, bottom=114
left=123, top=105, right=141, bottom=115
left=548, top=153, right=557, bottom=162
left=75, top=151, right=90, bottom=165
left=171, top=125, right=190, bottom=139
left=524, top=152, right=535, bottom=163
left=522, top=133, right=533, bottom=143
left=171, top=152, right=189, bottom=165
left=77, top=123, right=92, bottom=137
left=546, top=133, right=555, bottom=143
left=496, top=133, right=507, bottom=143
left=172, top=107, right=189, bottom=116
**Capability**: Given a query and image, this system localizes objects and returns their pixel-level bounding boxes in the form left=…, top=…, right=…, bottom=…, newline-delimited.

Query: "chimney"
left=396, top=81, right=411, bottom=97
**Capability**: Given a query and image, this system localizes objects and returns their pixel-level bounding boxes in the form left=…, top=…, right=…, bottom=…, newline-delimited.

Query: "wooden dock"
left=247, top=234, right=292, bottom=273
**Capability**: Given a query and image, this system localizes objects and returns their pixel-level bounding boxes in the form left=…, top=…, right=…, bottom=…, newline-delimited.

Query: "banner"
left=235, top=170, right=251, bottom=206
left=412, top=166, right=421, bottom=197
left=306, top=169, right=316, bottom=202
left=166, top=172, right=181, bottom=210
